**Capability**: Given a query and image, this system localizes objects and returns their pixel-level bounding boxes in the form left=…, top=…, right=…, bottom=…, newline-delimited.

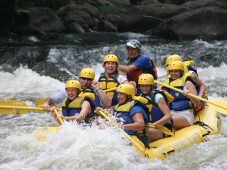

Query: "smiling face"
left=66, top=87, right=79, bottom=100
left=117, top=92, right=127, bottom=105
left=140, top=84, right=153, bottom=95
left=169, top=70, right=181, bottom=80
left=103, top=61, right=117, bottom=75
left=126, top=46, right=140, bottom=59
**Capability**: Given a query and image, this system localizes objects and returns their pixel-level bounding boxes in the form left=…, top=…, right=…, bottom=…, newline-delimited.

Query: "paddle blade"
left=208, top=100, right=227, bottom=115
left=0, top=100, right=29, bottom=114
left=34, top=126, right=60, bottom=141
left=35, top=98, right=61, bottom=113
left=35, top=98, right=47, bottom=113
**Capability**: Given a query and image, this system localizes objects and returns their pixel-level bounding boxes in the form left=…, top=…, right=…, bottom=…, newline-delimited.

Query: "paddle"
left=103, top=87, right=117, bottom=92
left=97, top=110, right=145, bottom=154
left=154, top=80, right=227, bottom=115
left=35, top=87, right=117, bottom=109
left=0, top=87, right=117, bottom=115
left=35, top=109, right=62, bottom=141
left=54, top=109, right=63, bottom=125
left=0, top=100, right=45, bottom=114
left=147, top=123, right=174, bottom=136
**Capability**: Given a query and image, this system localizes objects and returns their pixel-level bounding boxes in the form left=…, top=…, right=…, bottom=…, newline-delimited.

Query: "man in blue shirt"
left=118, top=39, right=157, bottom=94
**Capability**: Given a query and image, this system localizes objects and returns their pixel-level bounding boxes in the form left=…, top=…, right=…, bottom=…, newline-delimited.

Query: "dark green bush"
left=16, top=0, right=69, bottom=10
left=130, top=0, right=143, bottom=5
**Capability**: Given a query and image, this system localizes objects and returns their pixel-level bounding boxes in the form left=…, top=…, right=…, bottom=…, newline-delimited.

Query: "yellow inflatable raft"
left=133, top=105, right=221, bottom=160
left=34, top=105, right=221, bottom=160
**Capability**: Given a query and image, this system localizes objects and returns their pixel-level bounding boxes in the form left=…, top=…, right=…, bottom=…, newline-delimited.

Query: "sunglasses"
left=80, top=77, right=93, bottom=81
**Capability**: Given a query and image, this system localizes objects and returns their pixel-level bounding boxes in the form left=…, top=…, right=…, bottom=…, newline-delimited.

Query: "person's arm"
left=122, top=112, right=145, bottom=131
left=43, top=98, right=55, bottom=111
left=75, top=100, right=91, bottom=122
left=92, top=80, right=112, bottom=108
left=95, top=88, right=112, bottom=108
left=63, top=100, right=91, bottom=122
left=184, top=81, right=200, bottom=107
left=43, top=90, right=67, bottom=111
left=155, top=97, right=172, bottom=125
left=118, top=56, right=151, bottom=74
left=192, top=72, right=206, bottom=97
left=118, top=64, right=137, bottom=73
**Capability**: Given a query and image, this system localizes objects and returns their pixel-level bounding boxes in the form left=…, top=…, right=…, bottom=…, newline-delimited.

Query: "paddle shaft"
left=0, top=100, right=61, bottom=114
left=155, top=80, right=227, bottom=111
left=54, top=109, right=63, bottom=125
left=104, top=87, right=117, bottom=92
left=0, top=87, right=117, bottom=115
left=98, top=110, right=144, bottom=152
left=0, top=105, right=43, bottom=111
left=147, top=124, right=174, bottom=136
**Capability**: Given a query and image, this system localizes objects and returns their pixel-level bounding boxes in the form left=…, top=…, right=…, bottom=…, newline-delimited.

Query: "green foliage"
left=16, top=0, right=36, bottom=9
left=68, top=0, right=79, bottom=4
left=68, top=0, right=75, bottom=3
left=100, top=5, right=123, bottom=15
left=16, top=0, right=69, bottom=10
left=130, top=0, right=143, bottom=5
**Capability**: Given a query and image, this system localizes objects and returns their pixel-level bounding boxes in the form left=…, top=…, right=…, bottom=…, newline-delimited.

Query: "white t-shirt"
left=154, top=93, right=164, bottom=104
left=51, top=89, right=67, bottom=106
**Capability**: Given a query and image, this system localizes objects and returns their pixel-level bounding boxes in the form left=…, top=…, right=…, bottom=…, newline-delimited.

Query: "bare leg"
left=172, top=114, right=190, bottom=130
left=147, top=128, right=164, bottom=142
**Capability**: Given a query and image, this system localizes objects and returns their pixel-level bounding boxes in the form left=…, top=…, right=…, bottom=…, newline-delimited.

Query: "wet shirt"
left=51, top=89, right=67, bottom=106
left=131, top=54, right=153, bottom=72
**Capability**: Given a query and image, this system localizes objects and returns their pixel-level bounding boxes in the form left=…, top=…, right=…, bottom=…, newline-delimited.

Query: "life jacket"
left=166, top=62, right=206, bottom=100
left=183, top=60, right=198, bottom=76
left=163, top=72, right=194, bottom=111
left=62, top=97, right=84, bottom=117
left=98, top=73, right=119, bottom=105
left=141, top=90, right=173, bottom=123
left=81, top=87, right=97, bottom=108
left=114, top=100, right=149, bottom=147
left=127, top=55, right=158, bottom=84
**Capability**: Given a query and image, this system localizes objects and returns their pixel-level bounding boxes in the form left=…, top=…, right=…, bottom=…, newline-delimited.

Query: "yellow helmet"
left=79, top=68, right=95, bottom=79
left=65, top=80, right=81, bottom=91
left=166, top=54, right=182, bottom=66
left=167, top=61, right=184, bottom=71
left=103, top=54, right=119, bottom=64
left=116, top=84, right=135, bottom=97
left=138, top=74, right=154, bottom=85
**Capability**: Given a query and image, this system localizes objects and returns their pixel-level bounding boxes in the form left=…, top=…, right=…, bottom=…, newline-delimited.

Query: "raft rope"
left=193, top=121, right=213, bottom=137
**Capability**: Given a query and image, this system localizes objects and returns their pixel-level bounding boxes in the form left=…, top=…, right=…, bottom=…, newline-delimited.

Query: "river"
left=0, top=32, right=227, bottom=170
